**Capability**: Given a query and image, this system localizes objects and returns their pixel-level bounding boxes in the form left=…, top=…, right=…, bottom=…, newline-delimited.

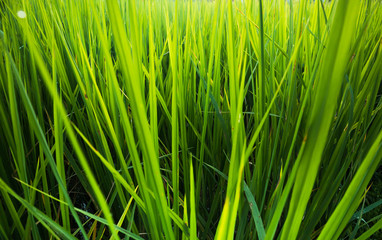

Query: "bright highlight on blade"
left=17, top=11, right=26, bottom=19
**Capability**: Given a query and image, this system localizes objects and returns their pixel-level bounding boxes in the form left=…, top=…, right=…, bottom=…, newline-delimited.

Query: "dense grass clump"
left=1, top=0, right=382, bottom=239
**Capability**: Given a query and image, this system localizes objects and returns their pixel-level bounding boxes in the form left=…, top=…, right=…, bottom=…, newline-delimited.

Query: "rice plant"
left=0, top=0, right=382, bottom=239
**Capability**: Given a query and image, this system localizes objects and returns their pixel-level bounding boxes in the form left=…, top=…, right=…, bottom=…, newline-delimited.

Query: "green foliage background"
left=0, top=0, right=382, bottom=239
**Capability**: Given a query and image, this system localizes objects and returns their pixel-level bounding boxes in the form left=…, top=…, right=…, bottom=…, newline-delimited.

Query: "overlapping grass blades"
left=0, top=0, right=382, bottom=239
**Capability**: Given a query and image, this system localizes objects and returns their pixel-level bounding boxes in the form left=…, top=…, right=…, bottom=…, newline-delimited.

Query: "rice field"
left=0, top=0, right=382, bottom=239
